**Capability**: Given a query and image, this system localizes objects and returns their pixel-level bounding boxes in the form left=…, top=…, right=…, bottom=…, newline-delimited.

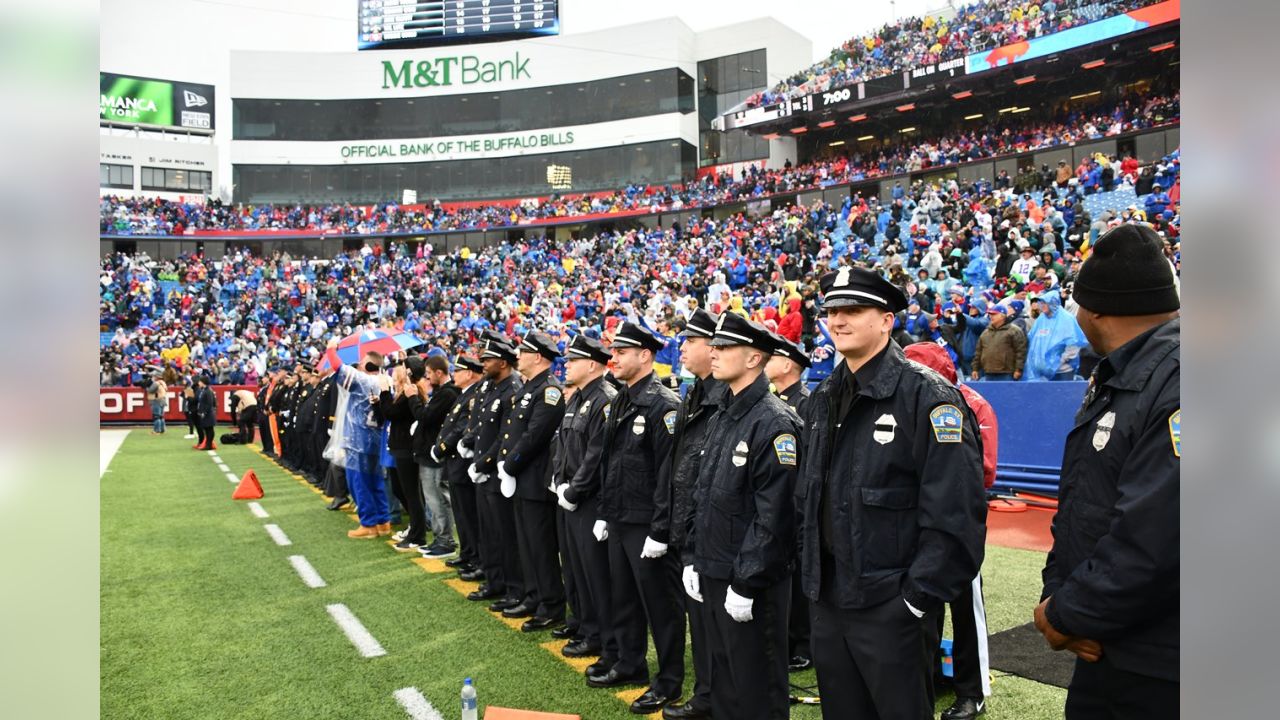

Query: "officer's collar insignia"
left=930, top=405, right=963, bottom=443
left=1093, top=411, right=1116, bottom=452
left=773, top=434, right=797, bottom=466
left=1168, top=408, right=1180, bottom=458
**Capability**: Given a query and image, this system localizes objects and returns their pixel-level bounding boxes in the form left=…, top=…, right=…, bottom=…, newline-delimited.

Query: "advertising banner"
left=100, top=386, right=253, bottom=424
left=100, top=72, right=216, bottom=132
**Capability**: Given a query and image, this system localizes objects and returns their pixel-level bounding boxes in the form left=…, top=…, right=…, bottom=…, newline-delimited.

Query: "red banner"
left=99, top=385, right=255, bottom=424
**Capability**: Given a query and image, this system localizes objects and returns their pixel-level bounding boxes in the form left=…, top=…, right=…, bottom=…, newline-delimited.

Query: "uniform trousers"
left=475, top=486, right=522, bottom=601
left=445, top=458, right=480, bottom=567
left=562, top=498, right=617, bottom=662
left=607, top=521, right=685, bottom=697
left=513, top=496, right=565, bottom=619
left=702, top=576, right=791, bottom=720
left=1065, top=656, right=1178, bottom=720
left=936, top=573, right=991, bottom=700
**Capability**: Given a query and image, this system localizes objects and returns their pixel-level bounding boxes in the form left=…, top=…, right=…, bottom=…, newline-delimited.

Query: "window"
left=141, top=166, right=212, bottom=193
left=100, top=163, right=133, bottom=190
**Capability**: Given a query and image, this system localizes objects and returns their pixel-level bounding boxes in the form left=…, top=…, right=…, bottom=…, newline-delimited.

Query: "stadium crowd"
left=99, top=92, right=1178, bottom=236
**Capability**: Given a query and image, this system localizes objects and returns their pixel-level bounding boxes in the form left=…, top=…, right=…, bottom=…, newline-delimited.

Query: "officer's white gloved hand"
left=724, top=587, right=754, bottom=622
left=556, top=483, right=578, bottom=512
left=640, top=536, right=668, bottom=559
left=468, top=464, right=488, bottom=484
left=682, top=565, right=703, bottom=603
left=456, top=440, right=475, bottom=459
left=429, top=445, right=442, bottom=463
left=592, top=520, right=609, bottom=542
left=497, top=461, right=516, bottom=498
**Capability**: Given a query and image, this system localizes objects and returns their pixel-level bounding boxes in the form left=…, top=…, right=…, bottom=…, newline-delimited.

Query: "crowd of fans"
left=100, top=148, right=1179, bottom=391
left=99, top=92, right=1178, bottom=237
left=744, top=0, right=1166, bottom=108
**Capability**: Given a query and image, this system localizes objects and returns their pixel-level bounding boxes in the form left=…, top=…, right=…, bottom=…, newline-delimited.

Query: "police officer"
left=431, top=355, right=485, bottom=575
left=589, top=322, right=684, bottom=716
left=654, top=308, right=723, bottom=720
left=796, top=266, right=986, bottom=720
left=461, top=338, right=525, bottom=611
left=1034, top=224, right=1179, bottom=718
left=496, top=331, right=568, bottom=631
left=551, top=334, right=618, bottom=667
left=764, top=330, right=814, bottom=672
left=685, top=313, right=800, bottom=720
left=310, top=367, right=337, bottom=498
left=257, top=366, right=283, bottom=457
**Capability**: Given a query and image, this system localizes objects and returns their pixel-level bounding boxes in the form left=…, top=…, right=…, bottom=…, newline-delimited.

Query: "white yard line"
left=226, top=472, right=240, bottom=483
left=263, top=524, right=292, bottom=546
left=247, top=501, right=269, bottom=518
left=216, top=463, right=230, bottom=472
left=288, top=555, right=327, bottom=588
left=100, top=430, right=131, bottom=477
left=393, top=687, right=445, bottom=720
left=326, top=603, right=387, bottom=658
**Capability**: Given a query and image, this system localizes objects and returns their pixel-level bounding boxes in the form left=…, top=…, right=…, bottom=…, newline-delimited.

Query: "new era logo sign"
left=183, top=90, right=208, bottom=108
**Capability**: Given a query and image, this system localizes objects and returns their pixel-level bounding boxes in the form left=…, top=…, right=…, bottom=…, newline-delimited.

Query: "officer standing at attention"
left=684, top=313, right=801, bottom=720
left=551, top=335, right=618, bottom=669
left=764, top=330, right=814, bottom=673
left=1034, top=224, right=1180, bottom=718
left=796, top=267, right=986, bottom=720
left=589, top=322, right=684, bottom=716
left=432, top=355, right=486, bottom=577
left=655, top=308, right=723, bottom=720
left=496, top=331, right=568, bottom=631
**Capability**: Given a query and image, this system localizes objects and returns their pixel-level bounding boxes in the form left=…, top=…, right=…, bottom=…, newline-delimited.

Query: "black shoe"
left=501, top=602, right=535, bottom=619
left=941, top=697, right=986, bottom=720
left=458, top=568, right=485, bottom=582
left=788, top=655, right=813, bottom=672
left=662, top=701, right=712, bottom=719
left=561, top=640, right=601, bottom=658
left=631, top=688, right=679, bottom=714
left=419, top=540, right=457, bottom=558
left=488, top=598, right=520, bottom=613
left=550, top=625, right=577, bottom=640
left=521, top=616, right=563, bottom=632
left=325, top=497, right=350, bottom=511
left=393, top=539, right=423, bottom=553
left=585, top=667, right=648, bottom=689
left=444, top=557, right=468, bottom=568
left=467, top=585, right=502, bottom=601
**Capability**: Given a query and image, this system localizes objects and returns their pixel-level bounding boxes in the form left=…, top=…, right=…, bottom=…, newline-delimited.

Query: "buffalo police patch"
left=545, top=386, right=562, bottom=405
left=664, top=410, right=678, bottom=435
left=773, top=434, right=798, bottom=466
left=929, top=405, right=964, bottom=443
left=1169, top=408, right=1180, bottom=458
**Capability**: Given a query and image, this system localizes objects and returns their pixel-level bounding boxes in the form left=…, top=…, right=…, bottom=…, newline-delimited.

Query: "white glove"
left=682, top=565, right=703, bottom=603
left=556, top=484, right=578, bottom=512
left=456, top=439, right=475, bottom=459
left=592, top=520, right=609, bottom=542
left=497, top=462, right=516, bottom=498
left=429, top=445, right=442, bottom=463
left=724, top=586, right=754, bottom=622
left=640, top=536, right=668, bottom=559
left=467, top=464, right=488, bottom=484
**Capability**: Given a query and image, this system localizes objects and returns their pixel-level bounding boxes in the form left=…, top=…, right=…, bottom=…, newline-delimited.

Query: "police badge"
left=1093, top=411, right=1116, bottom=452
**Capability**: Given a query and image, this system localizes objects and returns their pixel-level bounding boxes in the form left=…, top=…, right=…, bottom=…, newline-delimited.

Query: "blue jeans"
left=346, top=451, right=391, bottom=526
left=151, top=400, right=166, bottom=433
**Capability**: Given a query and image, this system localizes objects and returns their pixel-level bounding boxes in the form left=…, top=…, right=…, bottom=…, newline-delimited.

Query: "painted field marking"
left=326, top=603, right=386, bottom=658
left=288, top=555, right=327, bottom=588
left=392, top=687, right=445, bottom=720
left=264, top=524, right=292, bottom=546
left=247, top=502, right=269, bottom=518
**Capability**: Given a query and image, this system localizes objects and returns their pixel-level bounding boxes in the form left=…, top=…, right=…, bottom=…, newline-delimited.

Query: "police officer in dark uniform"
left=685, top=313, right=801, bottom=720
left=654, top=308, right=723, bottom=720
left=431, top=355, right=486, bottom=576
left=320, top=365, right=351, bottom=511
left=310, top=368, right=337, bottom=494
left=461, top=338, right=525, bottom=611
left=551, top=334, right=618, bottom=666
left=796, top=266, right=987, bottom=720
left=764, top=330, right=814, bottom=672
left=589, top=322, right=685, bottom=716
left=496, top=331, right=568, bottom=630
left=257, top=366, right=282, bottom=457
left=1034, top=225, right=1180, bottom=719
left=297, top=369, right=323, bottom=483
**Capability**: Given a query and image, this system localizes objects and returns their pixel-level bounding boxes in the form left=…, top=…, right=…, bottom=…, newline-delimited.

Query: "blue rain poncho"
left=1025, top=293, right=1088, bottom=380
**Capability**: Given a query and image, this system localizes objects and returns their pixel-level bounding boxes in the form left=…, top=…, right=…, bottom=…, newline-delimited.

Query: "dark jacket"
left=1042, top=319, right=1179, bottom=682
left=555, top=375, right=617, bottom=505
left=795, top=342, right=987, bottom=613
left=378, top=391, right=415, bottom=460
left=195, top=386, right=216, bottom=427
left=599, top=372, right=679, bottom=527
left=652, top=376, right=727, bottom=547
left=409, top=381, right=460, bottom=467
left=499, top=368, right=566, bottom=501
left=689, top=374, right=800, bottom=598
left=776, top=379, right=810, bottom=418
left=297, top=382, right=322, bottom=435
left=435, top=381, right=482, bottom=462
left=464, top=373, right=523, bottom=494
left=311, top=375, right=338, bottom=435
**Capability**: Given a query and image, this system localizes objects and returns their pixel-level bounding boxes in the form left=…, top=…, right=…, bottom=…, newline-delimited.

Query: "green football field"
left=100, top=428, right=1067, bottom=719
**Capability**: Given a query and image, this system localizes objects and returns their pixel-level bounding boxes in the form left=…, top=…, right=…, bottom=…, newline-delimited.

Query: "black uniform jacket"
left=498, top=368, right=566, bottom=500
left=554, top=375, right=617, bottom=505
left=1042, top=318, right=1180, bottom=682
left=464, top=373, right=523, bottom=490
left=689, top=373, right=801, bottom=598
left=653, top=376, right=727, bottom=547
left=795, top=341, right=987, bottom=613
left=409, top=381, right=460, bottom=467
left=434, top=381, right=483, bottom=462
left=598, top=372, right=679, bottom=527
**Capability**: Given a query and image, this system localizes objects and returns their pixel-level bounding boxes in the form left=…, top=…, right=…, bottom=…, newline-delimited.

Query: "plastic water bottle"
left=461, top=677, right=478, bottom=720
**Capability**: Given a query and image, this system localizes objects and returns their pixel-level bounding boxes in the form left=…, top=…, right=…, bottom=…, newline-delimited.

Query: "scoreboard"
left=359, top=1, right=560, bottom=50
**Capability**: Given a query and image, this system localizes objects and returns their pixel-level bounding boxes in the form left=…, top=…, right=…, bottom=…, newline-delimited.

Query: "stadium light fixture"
left=1014, top=75, right=1036, bottom=85
left=1081, top=59, right=1106, bottom=69
left=899, top=127, right=916, bottom=133
left=1011, top=107, right=1031, bottom=113
left=964, top=113, right=983, bottom=120
left=895, top=103, right=915, bottom=112
left=998, top=106, right=1018, bottom=113
left=856, top=135, right=875, bottom=141
left=789, top=126, right=808, bottom=134
left=828, top=140, right=845, bottom=146
left=817, top=120, right=837, bottom=128
left=952, top=90, right=973, bottom=100
left=847, top=114, right=868, bottom=123
left=1149, top=41, right=1176, bottom=52
left=1070, top=90, right=1102, bottom=100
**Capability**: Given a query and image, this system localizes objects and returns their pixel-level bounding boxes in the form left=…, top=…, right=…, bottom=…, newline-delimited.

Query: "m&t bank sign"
left=381, top=53, right=531, bottom=89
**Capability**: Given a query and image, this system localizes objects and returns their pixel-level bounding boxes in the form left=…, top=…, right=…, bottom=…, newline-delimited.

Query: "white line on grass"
left=247, top=502, right=269, bottom=518
left=393, top=687, right=445, bottom=720
left=209, top=453, right=220, bottom=461
left=263, top=524, right=292, bottom=546
left=216, top=463, right=230, bottom=472
left=288, top=555, right=327, bottom=588
left=326, top=603, right=387, bottom=658
left=206, top=450, right=217, bottom=456
left=226, top=472, right=240, bottom=483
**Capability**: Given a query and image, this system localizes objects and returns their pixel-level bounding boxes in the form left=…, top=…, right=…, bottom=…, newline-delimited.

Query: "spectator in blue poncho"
left=963, top=245, right=993, bottom=290
left=1024, top=292, right=1088, bottom=381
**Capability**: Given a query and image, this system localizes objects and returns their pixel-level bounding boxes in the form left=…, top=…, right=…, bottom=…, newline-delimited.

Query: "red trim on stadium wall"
left=100, top=385, right=255, bottom=424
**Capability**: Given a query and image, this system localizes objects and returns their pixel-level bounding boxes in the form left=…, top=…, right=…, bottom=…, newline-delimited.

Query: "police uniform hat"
left=455, top=355, right=484, bottom=373
left=768, top=330, right=811, bottom=369
left=519, top=331, right=561, bottom=360
left=818, top=266, right=908, bottom=313
left=565, top=334, right=612, bottom=364
left=610, top=321, right=666, bottom=353
left=709, top=313, right=775, bottom=352
left=684, top=308, right=719, bottom=339
left=481, top=338, right=518, bottom=363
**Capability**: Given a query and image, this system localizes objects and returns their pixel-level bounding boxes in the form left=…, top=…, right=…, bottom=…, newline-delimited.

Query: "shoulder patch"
left=663, top=410, right=677, bottom=435
left=929, top=404, right=964, bottom=443
left=545, top=386, right=562, bottom=405
left=773, top=434, right=798, bottom=466
left=1169, top=408, right=1180, bottom=458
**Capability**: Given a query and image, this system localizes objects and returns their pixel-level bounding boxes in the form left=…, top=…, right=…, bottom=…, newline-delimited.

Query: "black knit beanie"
left=1073, top=224, right=1179, bottom=315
